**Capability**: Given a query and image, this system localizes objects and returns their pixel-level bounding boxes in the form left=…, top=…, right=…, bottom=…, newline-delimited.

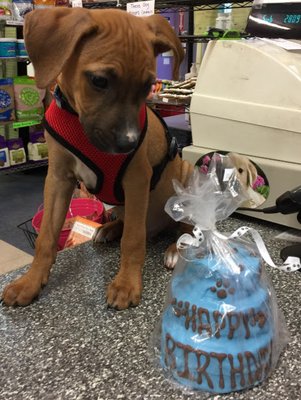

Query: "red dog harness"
left=44, top=88, right=178, bottom=205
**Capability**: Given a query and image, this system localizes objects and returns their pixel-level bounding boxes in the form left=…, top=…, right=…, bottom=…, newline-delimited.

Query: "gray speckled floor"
left=0, top=214, right=300, bottom=400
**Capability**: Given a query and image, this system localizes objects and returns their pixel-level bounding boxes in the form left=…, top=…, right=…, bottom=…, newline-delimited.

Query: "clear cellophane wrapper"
left=152, top=153, right=288, bottom=395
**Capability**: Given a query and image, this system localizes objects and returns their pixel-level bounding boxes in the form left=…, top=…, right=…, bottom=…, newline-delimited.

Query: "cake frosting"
left=161, top=242, right=274, bottom=394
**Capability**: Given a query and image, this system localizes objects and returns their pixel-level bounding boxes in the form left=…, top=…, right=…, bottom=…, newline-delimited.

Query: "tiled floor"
left=0, top=240, right=33, bottom=275
left=0, top=167, right=46, bottom=273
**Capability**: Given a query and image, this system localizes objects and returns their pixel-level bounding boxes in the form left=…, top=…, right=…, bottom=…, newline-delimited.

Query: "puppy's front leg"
left=2, top=139, right=76, bottom=306
left=107, top=157, right=152, bottom=310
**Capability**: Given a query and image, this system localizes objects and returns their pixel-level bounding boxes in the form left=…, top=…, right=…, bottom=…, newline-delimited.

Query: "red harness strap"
left=44, top=100, right=147, bottom=205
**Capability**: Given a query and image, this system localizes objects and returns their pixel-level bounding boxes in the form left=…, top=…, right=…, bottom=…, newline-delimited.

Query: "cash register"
left=183, top=0, right=301, bottom=229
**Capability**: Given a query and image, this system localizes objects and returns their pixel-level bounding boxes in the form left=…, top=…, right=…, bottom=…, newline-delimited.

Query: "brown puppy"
left=2, top=8, right=193, bottom=309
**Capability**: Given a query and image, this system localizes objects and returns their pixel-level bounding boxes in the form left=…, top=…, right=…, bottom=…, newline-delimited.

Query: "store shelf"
left=0, top=57, right=29, bottom=62
left=0, top=159, right=48, bottom=175
left=5, top=20, right=24, bottom=26
left=151, top=0, right=253, bottom=11
left=83, top=0, right=253, bottom=12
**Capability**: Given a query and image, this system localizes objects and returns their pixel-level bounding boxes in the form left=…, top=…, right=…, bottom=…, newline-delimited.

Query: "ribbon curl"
left=177, top=225, right=301, bottom=273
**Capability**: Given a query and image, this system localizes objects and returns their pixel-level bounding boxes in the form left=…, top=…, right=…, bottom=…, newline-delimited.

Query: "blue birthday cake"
left=161, top=242, right=274, bottom=394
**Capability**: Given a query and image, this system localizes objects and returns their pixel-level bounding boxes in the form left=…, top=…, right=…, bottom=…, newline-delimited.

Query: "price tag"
left=126, top=0, right=154, bottom=17
left=72, top=0, right=83, bottom=7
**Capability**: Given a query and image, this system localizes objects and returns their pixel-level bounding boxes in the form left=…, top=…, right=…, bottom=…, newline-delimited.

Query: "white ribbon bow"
left=177, top=225, right=301, bottom=273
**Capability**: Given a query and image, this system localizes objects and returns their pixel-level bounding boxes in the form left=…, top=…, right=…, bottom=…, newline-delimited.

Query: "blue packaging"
left=0, top=38, right=17, bottom=58
left=0, top=78, right=15, bottom=122
left=17, top=39, right=27, bottom=57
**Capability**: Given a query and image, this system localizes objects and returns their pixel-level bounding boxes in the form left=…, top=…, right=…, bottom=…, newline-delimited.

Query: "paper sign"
left=126, top=0, right=154, bottom=17
left=71, top=0, right=83, bottom=7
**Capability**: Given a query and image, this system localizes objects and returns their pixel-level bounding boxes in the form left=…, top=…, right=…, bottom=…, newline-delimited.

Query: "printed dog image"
left=196, top=151, right=269, bottom=209
left=1, top=8, right=194, bottom=309
left=227, top=152, right=267, bottom=208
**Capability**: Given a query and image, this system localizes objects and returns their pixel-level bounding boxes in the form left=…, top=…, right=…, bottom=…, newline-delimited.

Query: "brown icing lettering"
left=164, top=333, right=176, bottom=369
left=249, top=308, right=267, bottom=328
left=245, top=351, right=263, bottom=384
left=242, top=313, right=251, bottom=339
left=213, top=310, right=226, bottom=338
left=260, top=339, right=273, bottom=378
left=176, top=341, right=195, bottom=381
left=228, top=312, right=241, bottom=339
left=173, top=299, right=197, bottom=332
left=195, top=349, right=214, bottom=389
left=228, top=353, right=246, bottom=389
left=164, top=332, right=273, bottom=390
left=175, top=342, right=213, bottom=388
left=171, top=299, right=267, bottom=339
left=190, top=305, right=197, bottom=331
left=210, top=352, right=227, bottom=389
left=197, top=307, right=212, bottom=336
left=245, top=339, right=273, bottom=384
left=257, top=311, right=267, bottom=328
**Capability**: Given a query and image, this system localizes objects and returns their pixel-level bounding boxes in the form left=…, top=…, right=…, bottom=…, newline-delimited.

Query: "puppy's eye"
left=238, top=168, right=244, bottom=174
left=89, top=74, right=108, bottom=89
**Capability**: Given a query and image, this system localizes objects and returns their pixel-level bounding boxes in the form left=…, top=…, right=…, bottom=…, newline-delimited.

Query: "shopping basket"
left=19, top=198, right=104, bottom=251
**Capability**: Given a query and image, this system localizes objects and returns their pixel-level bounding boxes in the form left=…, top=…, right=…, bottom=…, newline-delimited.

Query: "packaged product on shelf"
left=2, top=58, right=18, bottom=77
left=6, top=124, right=19, bottom=139
left=0, top=38, right=16, bottom=58
left=55, top=0, right=68, bottom=6
left=7, top=137, right=26, bottom=165
left=0, top=77, right=15, bottom=122
left=13, top=75, right=46, bottom=121
left=33, top=0, right=55, bottom=9
left=12, top=0, right=33, bottom=22
left=16, top=39, right=28, bottom=57
left=4, top=25, right=17, bottom=38
left=27, top=130, right=48, bottom=161
left=0, top=134, right=10, bottom=169
left=0, top=0, right=13, bottom=19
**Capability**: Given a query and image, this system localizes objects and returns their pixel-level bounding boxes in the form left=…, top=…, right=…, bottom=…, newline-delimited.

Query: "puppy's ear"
left=247, top=161, right=258, bottom=187
left=24, top=8, right=97, bottom=88
left=144, top=14, right=184, bottom=80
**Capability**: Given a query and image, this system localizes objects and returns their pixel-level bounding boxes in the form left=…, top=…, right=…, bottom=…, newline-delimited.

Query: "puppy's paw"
left=106, top=274, right=142, bottom=310
left=164, top=243, right=179, bottom=269
left=2, top=274, right=43, bottom=306
left=94, top=219, right=123, bottom=243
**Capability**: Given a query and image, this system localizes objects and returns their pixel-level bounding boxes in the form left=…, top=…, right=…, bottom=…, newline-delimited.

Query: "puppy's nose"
left=116, top=130, right=139, bottom=153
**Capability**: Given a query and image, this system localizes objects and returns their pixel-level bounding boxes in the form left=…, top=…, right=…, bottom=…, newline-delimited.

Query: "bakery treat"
left=161, top=242, right=274, bottom=394
left=157, top=77, right=197, bottom=104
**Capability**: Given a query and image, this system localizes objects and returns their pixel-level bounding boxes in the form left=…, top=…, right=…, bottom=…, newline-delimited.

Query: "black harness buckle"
left=168, top=136, right=179, bottom=160
left=54, top=85, right=78, bottom=115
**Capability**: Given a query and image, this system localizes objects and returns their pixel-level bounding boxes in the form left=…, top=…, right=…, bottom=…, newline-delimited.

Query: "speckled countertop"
left=0, top=214, right=300, bottom=400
